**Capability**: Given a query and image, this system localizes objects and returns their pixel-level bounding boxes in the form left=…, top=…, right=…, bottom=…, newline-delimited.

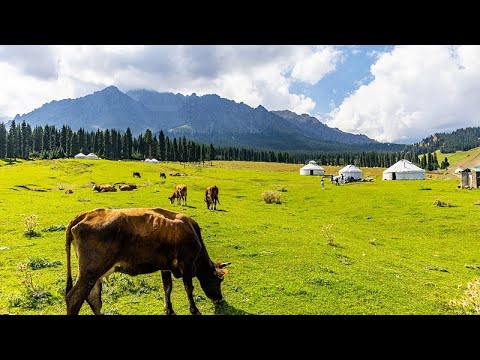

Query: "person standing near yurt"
left=321, top=178, right=325, bottom=190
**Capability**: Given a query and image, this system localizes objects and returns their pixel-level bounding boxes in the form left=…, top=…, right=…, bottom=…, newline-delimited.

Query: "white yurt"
left=300, top=160, right=325, bottom=176
left=454, top=167, right=463, bottom=174
left=74, top=152, right=87, bottom=159
left=382, top=159, right=425, bottom=180
left=150, top=158, right=159, bottom=163
left=144, top=158, right=152, bottom=163
left=339, top=164, right=363, bottom=180
left=86, top=153, right=99, bottom=160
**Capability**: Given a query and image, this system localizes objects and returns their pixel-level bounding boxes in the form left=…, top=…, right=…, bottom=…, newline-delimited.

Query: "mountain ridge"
left=11, top=86, right=400, bottom=151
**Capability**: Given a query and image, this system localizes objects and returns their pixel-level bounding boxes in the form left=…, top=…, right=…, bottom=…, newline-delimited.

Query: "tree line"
left=0, top=120, right=448, bottom=170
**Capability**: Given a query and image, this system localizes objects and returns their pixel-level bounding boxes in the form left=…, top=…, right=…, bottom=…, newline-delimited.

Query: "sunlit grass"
left=0, top=158, right=479, bottom=314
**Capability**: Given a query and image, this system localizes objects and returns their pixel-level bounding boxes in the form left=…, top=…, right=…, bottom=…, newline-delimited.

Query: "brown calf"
left=168, top=184, right=187, bottom=206
left=92, top=184, right=117, bottom=192
left=119, top=184, right=137, bottom=191
left=205, top=185, right=220, bottom=210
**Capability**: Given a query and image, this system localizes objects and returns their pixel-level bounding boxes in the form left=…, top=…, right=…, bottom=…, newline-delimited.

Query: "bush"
left=433, top=199, right=452, bottom=207
left=22, top=214, right=40, bottom=237
left=25, top=257, right=62, bottom=270
left=41, top=224, right=66, bottom=232
left=8, top=263, right=57, bottom=310
left=262, top=190, right=281, bottom=204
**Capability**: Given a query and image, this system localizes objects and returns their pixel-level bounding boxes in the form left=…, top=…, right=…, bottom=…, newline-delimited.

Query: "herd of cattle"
left=85, top=170, right=220, bottom=210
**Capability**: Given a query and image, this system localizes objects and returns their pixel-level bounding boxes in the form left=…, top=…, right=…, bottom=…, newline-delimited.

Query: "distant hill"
left=415, top=127, right=480, bottom=154
left=12, top=86, right=405, bottom=152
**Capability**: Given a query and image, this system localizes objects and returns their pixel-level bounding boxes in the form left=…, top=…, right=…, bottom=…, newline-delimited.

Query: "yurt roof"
left=301, top=160, right=324, bottom=170
left=150, top=158, right=159, bottom=163
left=75, top=152, right=86, bottom=157
left=383, top=159, right=425, bottom=174
left=144, top=159, right=151, bottom=162
left=339, top=164, right=362, bottom=173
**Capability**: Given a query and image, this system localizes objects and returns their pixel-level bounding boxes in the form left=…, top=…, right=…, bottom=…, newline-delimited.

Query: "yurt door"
left=392, top=172, right=396, bottom=180
left=310, top=170, right=314, bottom=175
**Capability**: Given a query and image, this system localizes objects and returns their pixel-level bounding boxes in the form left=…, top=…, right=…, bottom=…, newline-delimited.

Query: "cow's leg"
left=86, top=278, right=103, bottom=315
left=182, top=269, right=201, bottom=315
left=161, top=271, right=176, bottom=315
left=66, top=274, right=98, bottom=315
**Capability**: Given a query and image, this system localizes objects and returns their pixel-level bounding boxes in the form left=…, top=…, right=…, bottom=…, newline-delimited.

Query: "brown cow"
left=65, top=207, right=230, bottom=315
left=65, top=189, right=74, bottom=194
left=168, top=184, right=187, bottom=206
left=92, top=184, right=117, bottom=192
left=160, top=172, right=166, bottom=179
left=205, top=185, right=220, bottom=210
left=119, top=184, right=137, bottom=191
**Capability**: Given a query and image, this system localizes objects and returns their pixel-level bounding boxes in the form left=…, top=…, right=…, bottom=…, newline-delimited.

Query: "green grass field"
left=0, top=158, right=479, bottom=315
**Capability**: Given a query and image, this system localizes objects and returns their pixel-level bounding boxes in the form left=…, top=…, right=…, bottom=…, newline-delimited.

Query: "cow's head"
left=92, top=185, right=99, bottom=191
left=198, top=262, right=231, bottom=304
left=168, top=195, right=175, bottom=204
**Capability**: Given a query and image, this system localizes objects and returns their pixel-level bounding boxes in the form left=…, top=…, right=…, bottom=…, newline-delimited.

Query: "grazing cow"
left=65, top=207, right=230, bottom=315
left=65, top=189, right=74, bottom=194
left=92, top=184, right=117, bottom=192
left=133, top=172, right=141, bottom=178
left=119, top=184, right=137, bottom=191
left=205, top=185, right=220, bottom=210
left=160, top=172, right=166, bottom=179
left=168, top=184, right=187, bottom=206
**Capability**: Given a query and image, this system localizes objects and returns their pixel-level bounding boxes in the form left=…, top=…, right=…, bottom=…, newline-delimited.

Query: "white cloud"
left=291, top=46, right=342, bottom=84
left=0, top=45, right=343, bottom=120
left=327, top=45, right=480, bottom=143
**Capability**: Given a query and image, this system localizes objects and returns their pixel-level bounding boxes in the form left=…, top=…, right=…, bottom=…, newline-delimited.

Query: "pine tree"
left=158, top=130, right=166, bottom=161
left=0, top=122, right=6, bottom=158
left=7, top=120, right=17, bottom=159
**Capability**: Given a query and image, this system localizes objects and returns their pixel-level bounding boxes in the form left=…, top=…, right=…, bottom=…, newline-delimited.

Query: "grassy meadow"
left=0, top=157, right=479, bottom=315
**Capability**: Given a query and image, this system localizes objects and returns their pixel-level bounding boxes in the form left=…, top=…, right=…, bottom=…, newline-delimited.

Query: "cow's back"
left=70, top=208, right=202, bottom=276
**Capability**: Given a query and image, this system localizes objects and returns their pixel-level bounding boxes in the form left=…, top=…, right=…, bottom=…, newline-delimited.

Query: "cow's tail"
left=65, top=211, right=88, bottom=295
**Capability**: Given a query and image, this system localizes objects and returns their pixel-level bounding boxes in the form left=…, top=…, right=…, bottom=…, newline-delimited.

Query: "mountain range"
left=11, top=86, right=403, bottom=151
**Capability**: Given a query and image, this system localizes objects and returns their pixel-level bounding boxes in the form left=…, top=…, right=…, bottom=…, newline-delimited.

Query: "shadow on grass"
left=214, top=209, right=228, bottom=212
left=24, top=231, right=42, bottom=238
left=214, top=300, right=251, bottom=315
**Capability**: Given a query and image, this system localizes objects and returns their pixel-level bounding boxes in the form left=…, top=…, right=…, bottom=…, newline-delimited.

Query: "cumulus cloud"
left=0, top=45, right=343, bottom=120
left=291, top=46, right=342, bottom=84
left=0, top=45, right=59, bottom=80
left=327, top=45, right=480, bottom=143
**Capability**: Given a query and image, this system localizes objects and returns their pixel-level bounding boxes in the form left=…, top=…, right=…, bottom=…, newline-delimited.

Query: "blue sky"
left=0, top=45, right=478, bottom=144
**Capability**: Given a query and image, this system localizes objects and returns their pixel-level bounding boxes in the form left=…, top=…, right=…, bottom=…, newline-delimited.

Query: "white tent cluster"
left=300, top=160, right=324, bottom=176
left=339, top=164, right=362, bottom=180
left=144, top=158, right=159, bottom=163
left=382, top=159, right=425, bottom=180
left=74, top=152, right=99, bottom=160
